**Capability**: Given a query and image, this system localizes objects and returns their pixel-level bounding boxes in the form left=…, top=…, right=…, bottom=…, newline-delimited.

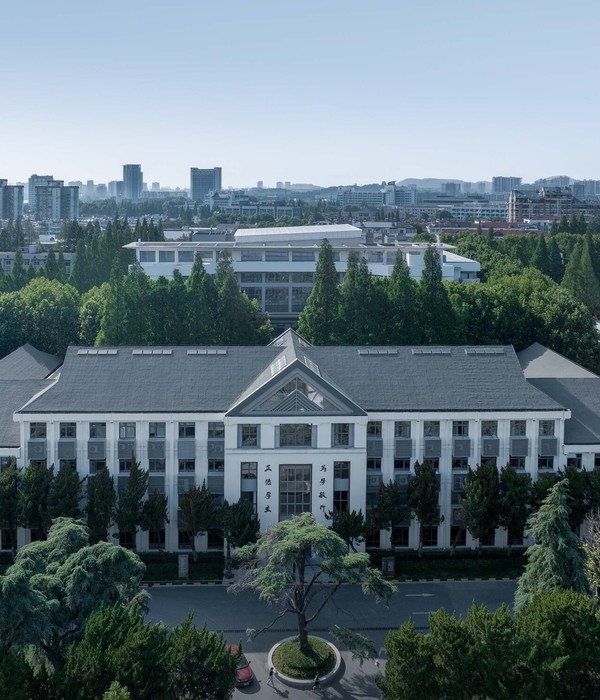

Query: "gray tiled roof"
left=517, top=342, right=597, bottom=379
left=20, top=338, right=562, bottom=415
left=0, top=344, right=61, bottom=380
left=0, top=380, right=54, bottom=447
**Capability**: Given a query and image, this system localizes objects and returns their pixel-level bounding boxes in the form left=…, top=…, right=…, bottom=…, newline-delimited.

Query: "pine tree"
left=186, top=253, right=217, bottom=344
left=44, top=250, right=59, bottom=280
left=298, top=238, right=341, bottom=344
left=417, top=247, right=462, bottom=344
left=220, top=498, right=260, bottom=575
left=408, top=460, right=443, bottom=555
left=530, top=236, right=551, bottom=277
left=514, top=480, right=589, bottom=611
left=461, top=462, right=501, bottom=553
left=48, top=461, right=83, bottom=520
left=86, top=467, right=116, bottom=544
left=11, top=250, right=27, bottom=290
left=0, top=459, right=19, bottom=555
left=141, top=489, right=169, bottom=553
left=115, top=457, right=148, bottom=550
left=561, top=235, right=600, bottom=313
left=178, top=481, right=216, bottom=561
left=388, top=252, right=421, bottom=344
left=18, top=462, right=54, bottom=539
left=498, top=465, right=532, bottom=556
left=547, top=237, right=564, bottom=283
left=337, top=252, right=378, bottom=344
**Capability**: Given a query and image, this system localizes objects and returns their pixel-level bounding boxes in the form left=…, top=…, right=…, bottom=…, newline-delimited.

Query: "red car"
left=228, top=644, right=254, bottom=688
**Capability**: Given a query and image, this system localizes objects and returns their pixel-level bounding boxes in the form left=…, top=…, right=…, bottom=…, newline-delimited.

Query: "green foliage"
left=515, top=480, right=590, bottom=612
left=18, top=461, right=54, bottom=539
left=372, top=480, right=408, bottom=533
left=141, top=489, right=169, bottom=552
left=86, top=467, right=116, bottom=544
left=115, top=459, right=148, bottom=548
left=562, top=233, right=600, bottom=313
left=498, top=465, right=532, bottom=552
left=0, top=459, right=19, bottom=552
left=325, top=508, right=366, bottom=552
left=102, top=682, right=131, bottom=700
left=178, top=481, right=217, bottom=560
left=168, top=614, right=238, bottom=700
left=272, top=636, right=335, bottom=679
left=386, top=251, right=421, bottom=344
left=220, top=498, right=259, bottom=573
left=460, top=462, right=500, bottom=548
left=418, top=247, right=462, bottom=343
left=0, top=649, right=36, bottom=700
left=408, top=460, right=443, bottom=552
left=298, top=239, right=341, bottom=344
left=583, top=510, right=600, bottom=600
left=48, top=461, right=83, bottom=520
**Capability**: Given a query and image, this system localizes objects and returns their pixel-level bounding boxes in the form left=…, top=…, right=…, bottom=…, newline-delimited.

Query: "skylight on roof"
left=411, top=348, right=451, bottom=356
left=270, top=355, right=288, bottom=376
left=357, top=349, right=399, bottom=356
left=464, top=348, right=505, bottom=355
left=77, top=349, right=118, bottom=356
left=187, top=349, right=227, bottom=356
left=131, top=349, right=173, bottom=356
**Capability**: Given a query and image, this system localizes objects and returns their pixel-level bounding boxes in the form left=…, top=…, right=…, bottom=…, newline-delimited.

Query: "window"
left=452, top=457, right=469, bottom=470
left=90, top=422, right=106, bottom=438
left=365, top=527, right=380, bottom=549
left=595, top=454, right=600, bottom=470
left=291, top=250, right=315, bottom=262
left=208, top=459, right=224, bottom=472
left=119, top=459, right=132, bottom=472
left=158, top=250, right=175, bottom=262
left=480, top=532, right=495, bottom=547
left=149, top=530, right=166, bottom=549
left=239, top=425, right=259, bottom=447
left=30, top=423, right=46, bottom=439
left=149, top=459, right=165, bottom=472
left=178, top=422, right=195, bottom=438
left=394, top=458, right=410, bottom=471
left=265, top=287, right=289, bottom=312
left=1, top=529, right=16, bottom=551
left=241, top=462, right=257, bottom=479
left=208, top=422, right=225, bottom=439
left=30, top=460, right=47, bottom=469
left=392, top=526, right=409, bottom=548
left=89, top=459, right=106, bottom=474
left=265, top=272, right=289, bottom=283
left=481, top=421, right=497, bottom=437
left=481, top=457, right=497, bottom=468
left=178, top=250, right=194, bottom=263
left=538, top=456, right=554, bottom=470
left=178, top=460, right=195, bottom=472
left=453, top=421, right=469, bottom=437
left=279, top=424, right=313, bottom=447
left=149, top=422, right=166, bottom=439
left=332, top=423, right=352, bottom=447
left=539, top=420, right=555, bottom=436
left=422, top=527, right=438, bottom=547
left=119, top=532, right=135, bottom=549
left=240, top=272, right=262, bottom=283
left=59, top=459, right=76, bottom=470
left=265, top=250, right=289, bottom=262
left=139, top=250, right=155, bottom=263
left=423, top=421, right=440, bottom=438
left=394, top=422, right=411, bottom=438
left=510, top=420, right=526, bottom=436
left=367, top=422, right=382, bottom=437
left=333, top=490, right=349, bottom=512
left=509, top=456, right=526, bottom=470
left=291, top=287, right=311, bottom=312
left=119, top=422, right=136, bottom=439
left=241, top=250, right=262, bottom=262
left=423, top=458, right=440, bottom=471
left=207, top=528, right=224, bottom=550
left=334, top=461, right=350, bottom=479
left=450, top=526, right=466, bottom=547
left=60, top=422, right=76, bottom=438
left=367, top=457, right=382, bottom=471
left=291, top=272, right=313, bottom=283
left=178, top=530, right=193, bottom=549
left=279, top=465, right=312, bottom=519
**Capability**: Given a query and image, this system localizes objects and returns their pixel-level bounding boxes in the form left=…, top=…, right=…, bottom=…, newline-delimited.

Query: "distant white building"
left=125, top=224, right=480, bottom=330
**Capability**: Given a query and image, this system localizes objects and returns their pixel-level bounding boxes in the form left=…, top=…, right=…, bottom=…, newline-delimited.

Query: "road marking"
left=412, top=611, right=434, bottom=615
left=405, top=593, right=434, bottom=597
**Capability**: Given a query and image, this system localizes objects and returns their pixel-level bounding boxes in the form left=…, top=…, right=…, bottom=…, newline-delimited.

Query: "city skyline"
left=2, top=0, right=599, bottom=187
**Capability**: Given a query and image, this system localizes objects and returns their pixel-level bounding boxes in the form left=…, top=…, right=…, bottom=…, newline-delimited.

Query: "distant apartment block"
left=190, top=167, right=222, bottom=203
left=0, top=180, right=24, bottom=220
left=123, top=164, right=143, bottom=201
left=508, top=187, right=573, bottom=223
left=492, top=176, right=522, bottom=194
left=28, top=175, right=79, bottom=221
left=0, top=246, right=75, bottom=274
left=336, top=183, right=417, bottom=208
left=125, top=224, right=480, bottom=331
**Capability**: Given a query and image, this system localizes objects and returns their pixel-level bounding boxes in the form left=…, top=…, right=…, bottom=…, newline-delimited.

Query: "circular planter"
left=267, top=636, right=342, bottom=689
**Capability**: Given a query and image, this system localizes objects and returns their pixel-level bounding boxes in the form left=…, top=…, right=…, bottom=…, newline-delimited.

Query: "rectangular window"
left=1, top=529, right=17, bottom=551
left=239, top=424, right=259, bottom=447
left=424, top=458, right=439, bottom=471
left=394, top=458, right=410, bottom=470
left=30, top=423, right=47, bottom=439
left=178, top=459, right=195, bottom=472
left=241, top=462, right=258, bottom=480
left=149, top=422, right=166, bottom=438
left=481, top=457, right=497, bottom=468
left=240, top=272, right=262, bottom=283
left=450, top=525, right=466, bottom=547
left=480, top=532, right=495, bottom=547
left=89, top=422, right=106, bottom=438
left=332, top=423, right=351, bottom=447
left=119, top=532, right=135, bottom=549
left=279, top=464, right=312, bottom=519
left=149, top=459, right=166, bottom=472
left=291, top=250, right=315, bottom=262
left=291, top=272, right=313, bottom=283
left=265, top=287, right=289, bottom=312
left=265, top=250, right=289, bottom=262
left=240, top=250, right=262, bottom=262
left=208, top=422, right=225, bottom=439
left=199, top=251, right=213, bottom=262
left=538, top=456, right=555, bottom=470
left=509, top=456, right=526, bottom=470
left=119, top=422, right=136, bottom=439
left=367, top=421, right=382, bottom=437
left=139, top=250, right=156, bottom=263
left=279, top=424, right=313, bottom=447
left=89, top=459, right=106, bottom=474
left=481, top=421, right=497, bottom=437
left=178, top=422, right=195, bottom=438
left=452, top=457, right=469, bottom=470
left=178, top=250, right=194, bottom=263
left=149, top=530, right=166, bottom=549
left=333, top=490, right=349, bottom=512
left=59, top=459, right=76, bottom=470
left=367, top=457, right=382, bottom=471
left=178, top=530, right=193, bottom=549
left=539, top=420, right=555, bottom=436
left=510, top=420, right=527, bottom=436
left=207, top=528, right=224, bottom=550
left=595, top=454, right=600, bottom=470
left=158, top=250, right=175, bottom=262
left=208, top=459, right=224, bottom=472
left=394, top=421, right=411, bottom=438
left=265, top=272, right=289, bottom=283
left=334, top=461, right=350, bottom=479
left=119, top=459, right=132, bottom=472
left=291, top=287, right=311, bottom=312
left=242, top=287, right=262, bottom=304
left=365, top=526, right=380, bottom=548
left=423, top=421, right=440, bottom=438
left=60, top=422, right=76, bottom=438
left=453, top=421, right=469, bottom=437
left=422, top=526, right=438, bottom=547
left=392, top=526, right=409, bottom=548
left=30, top=460, right=47, bottom=469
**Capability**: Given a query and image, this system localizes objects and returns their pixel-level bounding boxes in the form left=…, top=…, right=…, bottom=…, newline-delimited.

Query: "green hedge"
left=272, top=637, right=335, bottom=679
left=139, top=552, right=224, bottom=582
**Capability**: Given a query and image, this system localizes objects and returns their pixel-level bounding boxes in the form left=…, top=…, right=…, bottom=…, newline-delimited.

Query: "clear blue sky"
left=2, top=0, right=599, bottom=188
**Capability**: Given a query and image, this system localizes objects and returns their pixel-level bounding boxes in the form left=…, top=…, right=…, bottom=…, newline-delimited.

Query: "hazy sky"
left=2, top=0, right=599, bottom=189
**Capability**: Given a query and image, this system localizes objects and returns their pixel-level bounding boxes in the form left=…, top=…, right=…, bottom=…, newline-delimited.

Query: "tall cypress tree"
left=187, top=253, right=217, bottom=344
left=11, top=250, right=27, bottom=290
left=417, top=247, right=462, bottom=344
left=388, top=251, right=421, bottom=344
left=298, top=238, right=340, bottom=344
left=530, top=236, right=551, bottom=278
left=337, top=252, right=376, bottom=344
left=547, top=237, right=564, bottom=283
left=562, top=235, right=600, bottom=313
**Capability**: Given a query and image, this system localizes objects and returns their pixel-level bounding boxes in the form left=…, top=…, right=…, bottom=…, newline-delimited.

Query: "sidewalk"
left=233, top=651, right=383, bottom=699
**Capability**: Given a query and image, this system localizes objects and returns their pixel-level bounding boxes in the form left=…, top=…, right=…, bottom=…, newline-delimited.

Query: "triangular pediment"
left=226, top=362, right=366, bottom=417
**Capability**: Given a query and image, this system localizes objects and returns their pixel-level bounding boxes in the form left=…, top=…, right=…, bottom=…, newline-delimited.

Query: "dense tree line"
left=299, top=239, right=600, bottom=373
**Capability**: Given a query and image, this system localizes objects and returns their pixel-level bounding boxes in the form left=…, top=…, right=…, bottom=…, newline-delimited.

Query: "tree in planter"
left=461, top=462, right=501, bottom=553
left=86, top=466, right=116, bottom=544
left=515, top=480, right=590, bottom=612
left=325, top=508, right=367, bottom=552
left=231, top=513, right=394, bottom=655
left=178, top=481, right=216, bottom=562
left=408, top=461, right=443, bottom=556
left=0, top=459, right=19, bottom=556
left=498, top=465, right=533, bottom=556
left=141, top=489, right=169, bottom=554
left=18, top=461, right=54, bottom=539
left=114, top=457, right=148, bottom=551
left=48, top=460, right=84, bottom=521
left=220, top=498, right=260, bottom=576
left=372, top=480, right=409, bottom=544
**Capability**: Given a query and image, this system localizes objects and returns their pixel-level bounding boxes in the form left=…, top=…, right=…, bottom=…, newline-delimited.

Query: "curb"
left=143, top=575, right=518, bottom=586
left=267, top=636, right=342, bottom=689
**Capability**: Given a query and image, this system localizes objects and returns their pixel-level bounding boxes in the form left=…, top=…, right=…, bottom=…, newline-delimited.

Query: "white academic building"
left=2, top=334, right=600, bottom=554
left=124, top=224, right=480, bottom=331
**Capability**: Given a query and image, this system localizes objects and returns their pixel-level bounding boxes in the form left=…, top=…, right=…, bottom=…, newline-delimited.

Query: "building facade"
left=190, top=167, right=222, bottom=203
left=3, top=334, right=600, bottom=554
left=0, top=181, right=24, bottom=220
left=123, top=165, right=143, bottom=202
